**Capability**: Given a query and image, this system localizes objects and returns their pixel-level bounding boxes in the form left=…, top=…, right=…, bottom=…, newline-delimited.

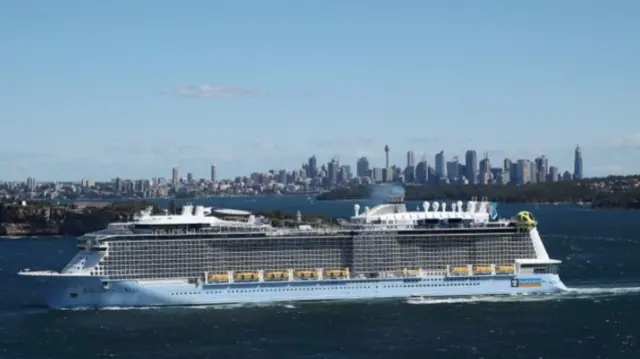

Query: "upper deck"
left=348, top=196, right=498, bottom=226
left=76, top=198, right=530, bottom=248
left=58, top=199, right=554, bottom=281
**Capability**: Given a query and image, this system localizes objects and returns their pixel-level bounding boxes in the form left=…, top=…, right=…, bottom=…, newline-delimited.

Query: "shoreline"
left=0, top=201, right=334, bottom=237
left=314, top=182, right=640, bottom=210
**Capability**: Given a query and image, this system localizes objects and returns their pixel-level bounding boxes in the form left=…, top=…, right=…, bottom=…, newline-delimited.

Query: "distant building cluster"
left=1, top=145, right=592, bottom=201
left=351, top=145, right=584, bottom=186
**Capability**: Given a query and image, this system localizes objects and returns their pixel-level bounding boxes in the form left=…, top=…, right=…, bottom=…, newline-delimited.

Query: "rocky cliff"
left=0, top=201, right=160, bottom=236
left=0, top=201, right=336, bottom=237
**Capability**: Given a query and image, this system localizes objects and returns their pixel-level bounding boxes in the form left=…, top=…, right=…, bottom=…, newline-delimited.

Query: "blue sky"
left=1, top=0, right=639, bottom=181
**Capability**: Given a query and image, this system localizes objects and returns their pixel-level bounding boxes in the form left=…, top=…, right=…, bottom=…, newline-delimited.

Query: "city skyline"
left=2, top=2, right=640, bottom=180
left=13, top=144, right=584, bottom=184
left=4, top=143, right=593, bottom=202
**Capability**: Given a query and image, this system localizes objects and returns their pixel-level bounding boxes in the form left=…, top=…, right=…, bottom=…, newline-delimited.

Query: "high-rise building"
left=535, top=156, right=548, bottom=183
left=446, top=157, right=459, bottom=183
left=465, top=150, right=478, bottom=184
left=529, top=162, right=537, bottom=184
left=516, top=159, right=531, bottom=184
left=328, top=158, right=339, bottom=186
left=573, top=145, right=583, bottom=180
left=384, top=145, right=390, bottom=169
left=307, top=155, right=317, bottom=178
left=171, top=167, right=179, bottom=187
left=406, top=150, right=415, bottom=168
left=383, top=167, right=393, bottom=182
left=503, top=158, right=513, bottom=184
left=278, top=169, right=288, bottom=185
left=435, top=151, right=446, bottom=179
left=356, top=157, right=370, bottom=178
left=339, top=165, right=352, bottom=183
left=503, top=158, right=512, bottom=172
left=479, top=155, right=491, bottom=185
left=404, top=166, right=415, bottom=183
left=26, top=177, right=36, bottom=191
left=415, top=160, right=428, bottom=183
left=372, top=167, right=383, bottom=182
left=210, top=165, right=217, bottom=182
left=549, top=166, right=559, bottom=182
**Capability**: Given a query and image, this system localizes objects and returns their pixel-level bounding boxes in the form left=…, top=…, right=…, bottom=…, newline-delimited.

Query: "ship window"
left=520, top=263, right=559, bottom=274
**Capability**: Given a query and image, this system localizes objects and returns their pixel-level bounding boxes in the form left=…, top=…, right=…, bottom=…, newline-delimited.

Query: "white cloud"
left=237, top=141, right=284, bottom=152
left=602, top=133, right=640, bottom=149
left=405, top=136, right=441, bottom=145
left=309, top=137, right=374, bottom=148
left=176, top=84, right=264, bottom=99
left=103, top=142, right=203, bottom=156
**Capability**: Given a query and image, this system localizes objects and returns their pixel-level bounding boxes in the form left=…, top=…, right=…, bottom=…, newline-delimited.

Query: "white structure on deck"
left=129, top=204, right=264, bottom=228
left=350, top=197, right=496, bottom=226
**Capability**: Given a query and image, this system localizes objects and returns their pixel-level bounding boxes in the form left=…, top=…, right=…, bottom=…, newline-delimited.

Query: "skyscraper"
left=573, top=145, right=583, bottom=180
left=307, top=155, right=317, bottom=178
left=516, top=159, right=531, bottom=184
left=535, top=156, right=548, bottom=183
left=465, top=150, right=478, bottom=184
left=328, top=158, right=339, bottom=186
left=435, top=151, right=446, bottom=179
left=478, top=154, right=491, bottom=185
left=404, top=151, right=416, bottom=183
left=171, top=167, right=179, bottom=187
left=384, top=145, right=390, bottom=168
left=415, top=160, right=428, bottom=183
left=446, top=157, right=459, bottom=182
left=356, top=157, right=370, bottom=178
left=406, top=150, right=415, bottom=167
left=210, top=165, right=217, bottom=182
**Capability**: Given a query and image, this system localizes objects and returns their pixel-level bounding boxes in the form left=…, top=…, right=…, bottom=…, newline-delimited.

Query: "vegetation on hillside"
left=0, top=199, right=336, bottom=236
left=316, top=176, right=640, bottom=209
left=0, top=199, right=161, bottom=236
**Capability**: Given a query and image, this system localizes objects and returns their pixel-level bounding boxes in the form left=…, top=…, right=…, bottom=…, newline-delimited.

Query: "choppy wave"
left=54, top=301, right=298, bottom=312
left=5, top=285, right=637, bottom=314
left=546, top=234, right=640, bottom=244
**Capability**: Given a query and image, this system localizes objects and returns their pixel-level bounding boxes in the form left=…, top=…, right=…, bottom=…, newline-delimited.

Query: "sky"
left=1, top=0, right=640, bottom=181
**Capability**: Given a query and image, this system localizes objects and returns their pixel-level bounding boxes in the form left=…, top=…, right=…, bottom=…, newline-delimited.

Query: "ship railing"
left=141, top=224, right=348, bottom=237
left=107, top=223, right=132, bottom=230
left=122, top=221, right=523, bottom=238
left=265, top=227, right=344, bottom=236
left=344, top=221, right=514, bottom=231
left=198, top=224, right=274, bottom=233
left=146, top=223, right=275, bottom=236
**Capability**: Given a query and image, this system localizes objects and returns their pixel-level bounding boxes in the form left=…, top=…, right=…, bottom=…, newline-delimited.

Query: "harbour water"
left=1, top=197, right=639, bottom=358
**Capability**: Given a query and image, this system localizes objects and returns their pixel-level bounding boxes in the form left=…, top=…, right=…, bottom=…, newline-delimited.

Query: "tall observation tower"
left=384, top=144, right=390, bottom=168
left=573, top=145, right=583, bottom=180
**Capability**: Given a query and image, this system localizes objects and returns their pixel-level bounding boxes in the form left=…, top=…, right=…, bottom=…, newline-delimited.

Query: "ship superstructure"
left=19, top=198, right=567, bottom=309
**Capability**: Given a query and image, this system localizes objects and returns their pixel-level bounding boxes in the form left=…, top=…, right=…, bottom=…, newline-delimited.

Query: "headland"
left=0, top=200, right=335, bottom=237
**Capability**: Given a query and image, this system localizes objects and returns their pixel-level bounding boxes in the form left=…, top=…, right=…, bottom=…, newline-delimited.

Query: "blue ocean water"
left=1, top=197, right=639, bottom=359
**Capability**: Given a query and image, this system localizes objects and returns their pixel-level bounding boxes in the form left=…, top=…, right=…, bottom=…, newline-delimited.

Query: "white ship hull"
left=23, top=273, right=567, bottom=309
left=19, top=201, right=566, bottom=309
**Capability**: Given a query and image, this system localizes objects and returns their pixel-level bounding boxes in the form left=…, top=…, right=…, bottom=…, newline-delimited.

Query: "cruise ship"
left=19, top=197, right=567, bottom=309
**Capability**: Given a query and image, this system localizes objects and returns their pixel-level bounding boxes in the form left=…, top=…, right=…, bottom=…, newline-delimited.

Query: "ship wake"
left=406, top=285, right=640, bottom=305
